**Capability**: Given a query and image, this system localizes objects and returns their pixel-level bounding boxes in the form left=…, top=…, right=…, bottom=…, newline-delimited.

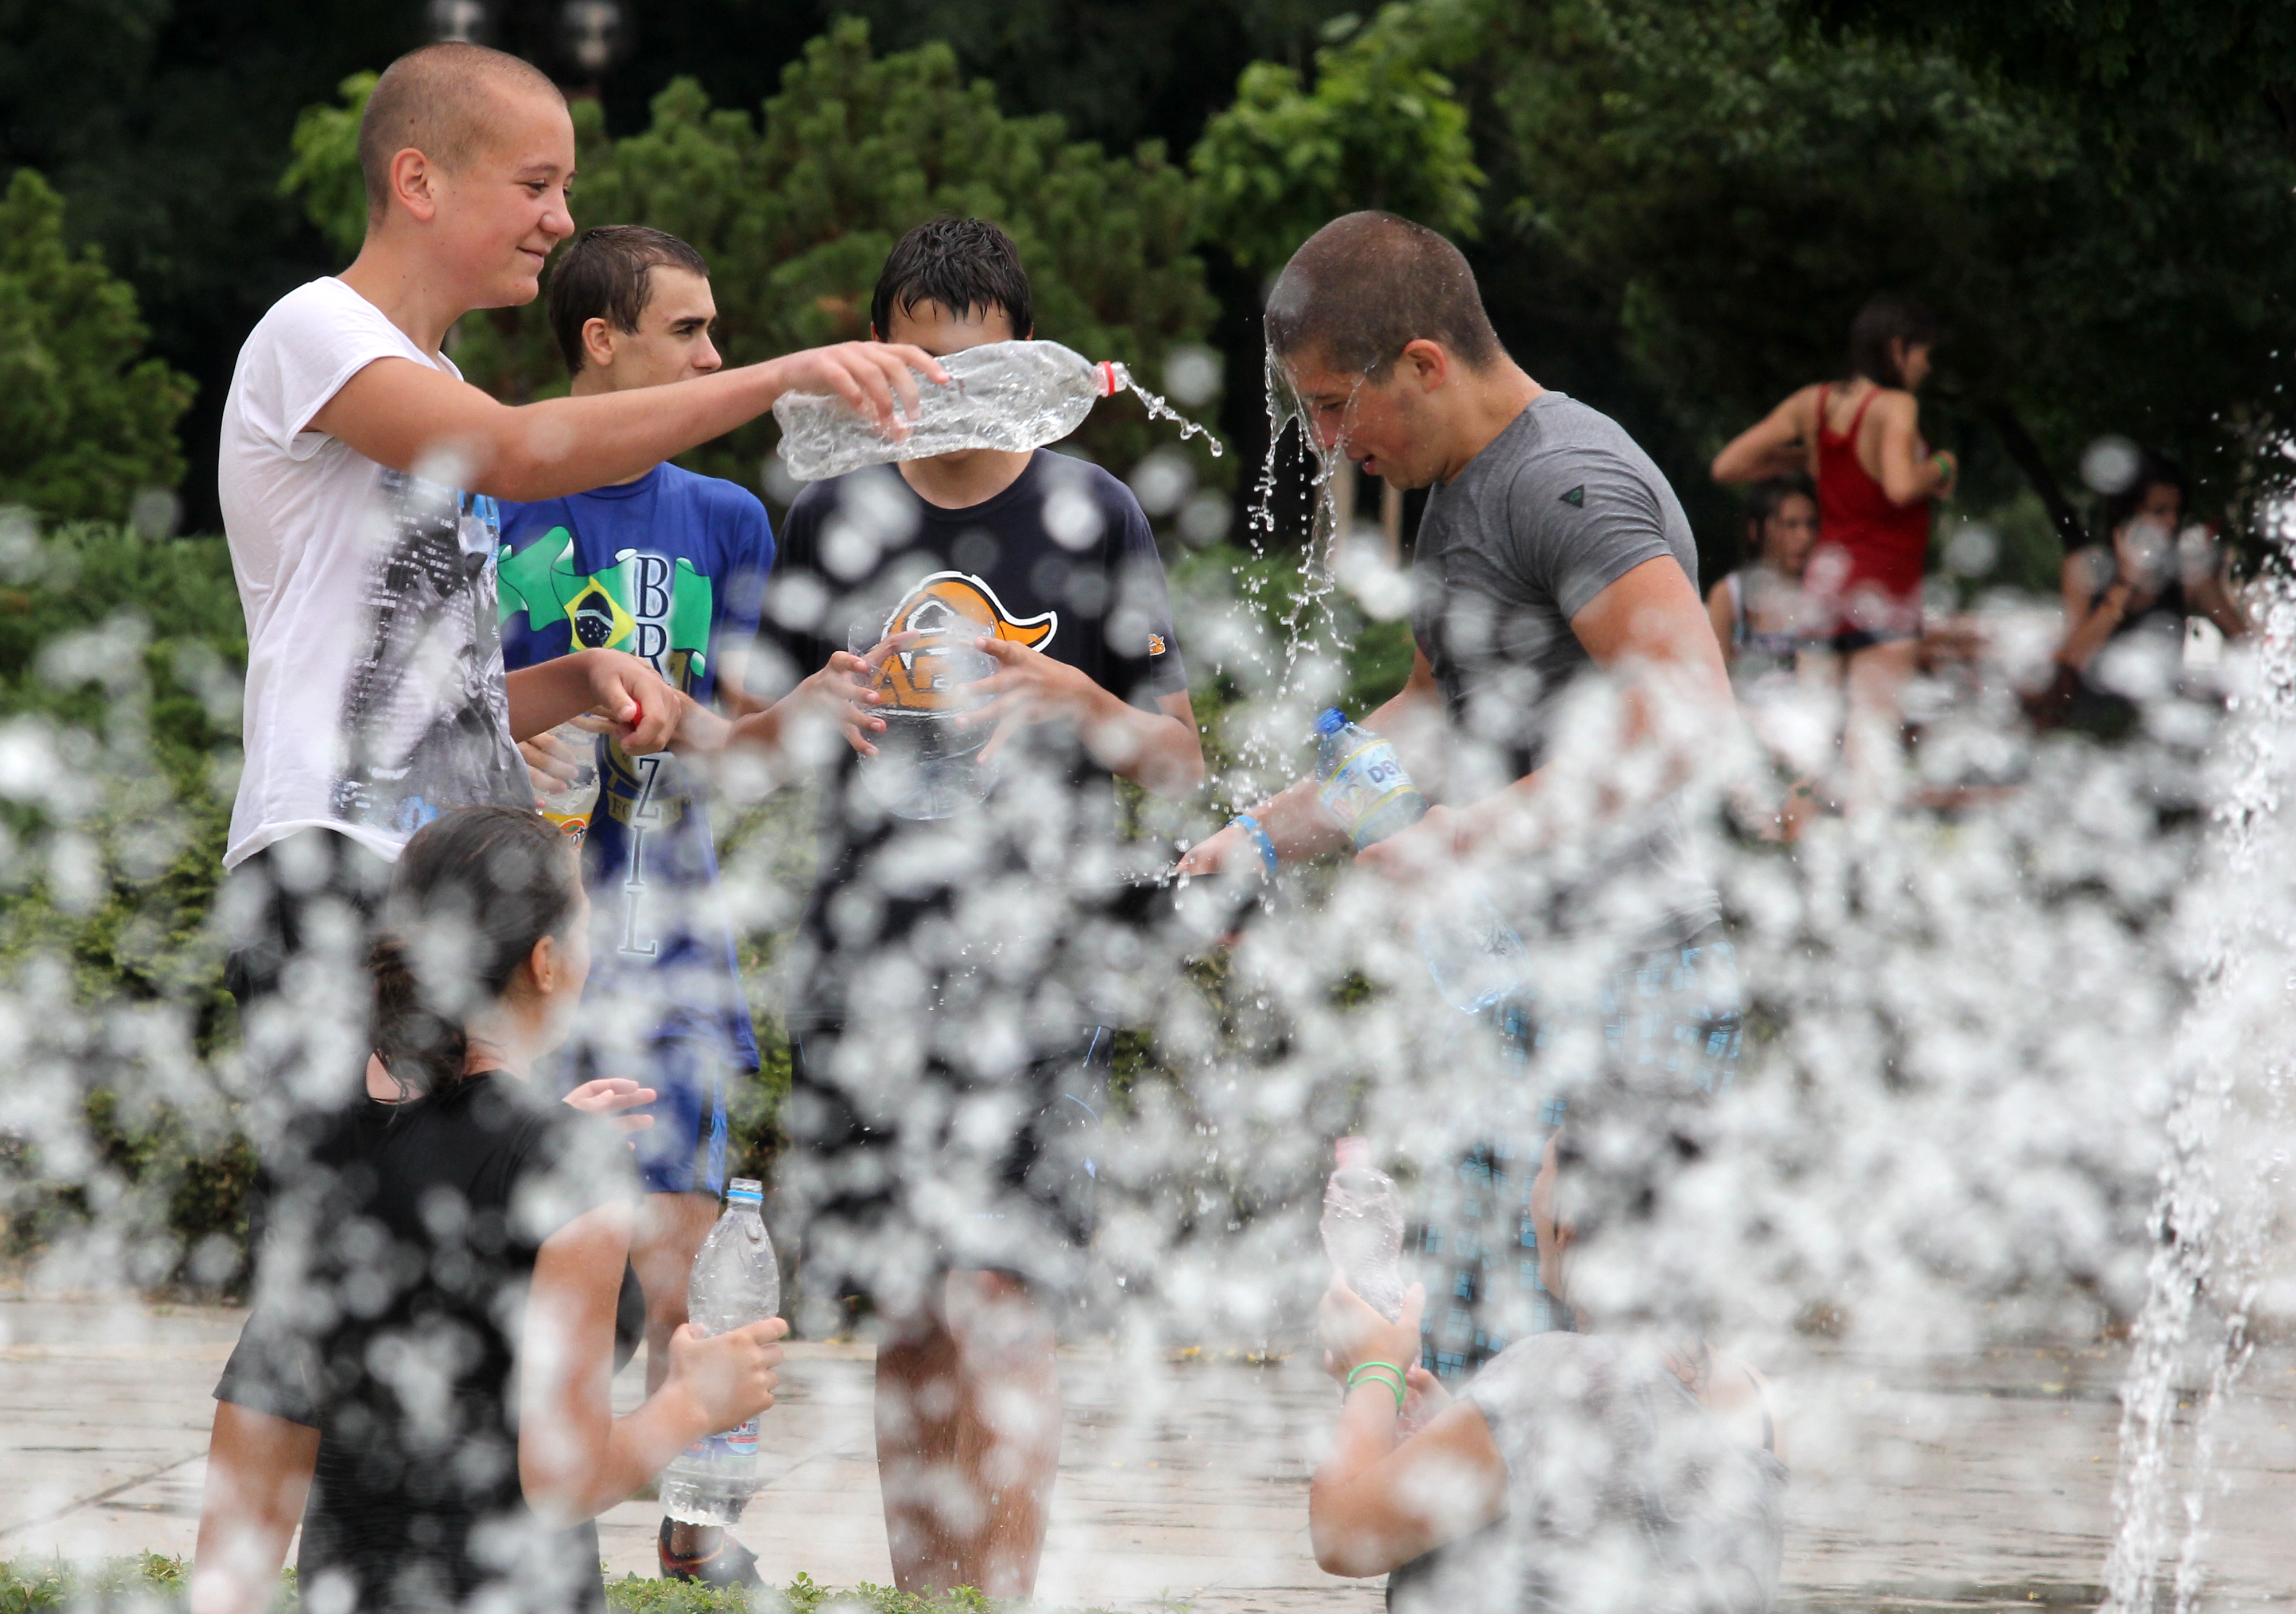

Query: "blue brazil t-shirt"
left=497, top=463, right=769, bottom=1070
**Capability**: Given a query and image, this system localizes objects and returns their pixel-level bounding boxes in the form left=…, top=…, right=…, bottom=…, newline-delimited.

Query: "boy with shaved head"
left=1177, top=212, right=1742, bottom=1381
left=192, top=41, right=939, bottom=1614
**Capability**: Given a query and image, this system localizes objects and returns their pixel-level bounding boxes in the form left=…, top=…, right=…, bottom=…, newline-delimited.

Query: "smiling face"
left=425, top=83, right=579, bottom=310
left=1281, top=339, right=1454, bottom=489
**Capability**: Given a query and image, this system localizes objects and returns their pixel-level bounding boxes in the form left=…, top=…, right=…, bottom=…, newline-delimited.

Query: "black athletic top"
left=759, top=451, right=1187, bottom=1034
left=216, top=1073, right=642, bottom=1614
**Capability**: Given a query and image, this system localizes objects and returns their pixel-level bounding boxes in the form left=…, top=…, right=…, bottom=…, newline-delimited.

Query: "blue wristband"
left=1231, top=813, right=1278, bottom=878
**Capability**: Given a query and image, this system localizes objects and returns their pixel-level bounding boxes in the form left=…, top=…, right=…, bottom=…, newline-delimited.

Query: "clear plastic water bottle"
left=1313, top=707, right=1430, bottom=848
left=772, top=340, right=1126, bottom=482
left=1310, top=708, right=1530, bottom=1013
left=535, top=721, right=600, bottom=844
left=1321, top=1137, right=1407, bottom=1320
left=659, top=1178, right=779, bottom=1527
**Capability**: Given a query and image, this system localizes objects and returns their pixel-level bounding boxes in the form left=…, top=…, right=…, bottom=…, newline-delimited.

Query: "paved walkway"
left=5, top=1293, right=2293, bottom=1611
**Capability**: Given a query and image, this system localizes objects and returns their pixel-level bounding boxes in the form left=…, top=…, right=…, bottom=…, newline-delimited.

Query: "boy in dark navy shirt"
left=757, top=218, right=1203, bottom=1598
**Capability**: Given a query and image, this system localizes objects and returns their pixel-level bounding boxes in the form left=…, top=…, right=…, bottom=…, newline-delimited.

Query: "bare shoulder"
left=1867, top=386, right=1921, bottom=426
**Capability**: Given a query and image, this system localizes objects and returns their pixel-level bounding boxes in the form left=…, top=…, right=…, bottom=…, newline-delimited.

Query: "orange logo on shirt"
left=872, top=571, right=1057, bottom=712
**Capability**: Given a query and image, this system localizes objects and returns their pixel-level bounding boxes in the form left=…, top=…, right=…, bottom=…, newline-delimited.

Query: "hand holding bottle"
left=1318, top=1280, right=1427, bottom=1386
left=664, top=1317, right=787, bottom=1441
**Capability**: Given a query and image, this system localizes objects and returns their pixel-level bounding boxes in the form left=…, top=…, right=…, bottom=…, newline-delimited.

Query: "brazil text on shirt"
left=495, top=461, right=770, bottom=1067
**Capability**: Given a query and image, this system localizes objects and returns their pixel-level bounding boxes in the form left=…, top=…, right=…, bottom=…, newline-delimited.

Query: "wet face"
left=582, top=266, right=722, bottom=388
left=1760, top=491, right=1820, bottom=576
left=430, top=83, right=578, bottom=309
left=1281, top=340, right=1446, bottom=489
left=878, top=300, right=1022, bottom=468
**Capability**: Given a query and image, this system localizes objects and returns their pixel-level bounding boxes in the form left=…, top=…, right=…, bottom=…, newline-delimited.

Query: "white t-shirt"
left=218, top=277, right=530, bottom=868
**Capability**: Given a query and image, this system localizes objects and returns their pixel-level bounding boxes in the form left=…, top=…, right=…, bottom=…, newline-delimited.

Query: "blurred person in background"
left=1713, top=296, right=1956, bottom=803
left=2039, top=449, right=2248, bottom=737
left=1709, top=474, right=1826, bottom=832
left=1308, top=1130, right=1786, bottom=1614
left=191, top=807, right=788, bottom=1614
left=1707, top=474, right=1821, bottom=692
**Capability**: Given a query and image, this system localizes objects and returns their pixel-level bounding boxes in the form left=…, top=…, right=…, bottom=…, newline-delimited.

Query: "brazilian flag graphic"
left=498, top=530, right=716, bottom=690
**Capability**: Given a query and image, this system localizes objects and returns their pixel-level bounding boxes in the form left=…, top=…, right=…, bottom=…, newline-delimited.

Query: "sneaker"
left=658, top=1516, right=763, bottom=1590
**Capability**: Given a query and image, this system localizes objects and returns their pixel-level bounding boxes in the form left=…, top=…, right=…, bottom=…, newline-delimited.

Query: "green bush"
left=0, top=521, right=246, bottom=1282
left=0, top=172, right=195, bottom=523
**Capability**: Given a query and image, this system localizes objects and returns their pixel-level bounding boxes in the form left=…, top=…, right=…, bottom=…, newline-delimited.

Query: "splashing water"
left=1112, top=365, right=1224, bottom=459
left=2101, top=485, right=2296, bottom=1614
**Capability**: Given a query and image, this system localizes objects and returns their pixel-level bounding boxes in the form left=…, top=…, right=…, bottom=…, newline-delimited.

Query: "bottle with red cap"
left=771, top=339, right=1127, bottom=482
left=1320, top=1136, right=1407, bottom=1321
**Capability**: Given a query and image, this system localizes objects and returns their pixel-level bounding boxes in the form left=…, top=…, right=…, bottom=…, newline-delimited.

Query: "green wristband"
left=1345, top=1360, right=1407, bottom=1411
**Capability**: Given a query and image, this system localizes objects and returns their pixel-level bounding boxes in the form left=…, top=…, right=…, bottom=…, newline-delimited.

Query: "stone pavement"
left=5, top=1292, right=2294, bottom=1611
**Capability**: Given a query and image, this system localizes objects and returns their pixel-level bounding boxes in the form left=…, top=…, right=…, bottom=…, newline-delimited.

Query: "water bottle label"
left=680, top=1417, right=761, bottom=1467
left=1317, top=739, right=1417, bottom=835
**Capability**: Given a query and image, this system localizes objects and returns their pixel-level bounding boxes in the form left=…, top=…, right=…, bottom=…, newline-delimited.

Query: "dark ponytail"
left=370, top=805, right=583, bottom=1095
left=1847, top=293, right=1940, bottom=390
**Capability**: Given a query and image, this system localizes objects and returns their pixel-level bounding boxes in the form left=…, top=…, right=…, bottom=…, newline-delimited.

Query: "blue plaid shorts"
left=1414, top=934, right=1743, bottom=1379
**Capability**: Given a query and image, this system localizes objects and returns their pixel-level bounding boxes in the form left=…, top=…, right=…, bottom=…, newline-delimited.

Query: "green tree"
left=1784, top=0, right=2296, bottom=158
left=280, top=70, right=377, bottom=258
left=282, top=21, right=1221, bottom=491
left=0, top=170, right=194, bottom=521
left=1230, top=0, right=2296, bottom=563
left=1189, top=3, right=1484, bottom=270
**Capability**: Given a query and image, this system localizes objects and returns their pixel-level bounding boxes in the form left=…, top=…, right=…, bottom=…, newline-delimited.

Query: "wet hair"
left=1744, top=473, right=1816, bottom=560
left=370, top=806, right=583, bottom=1096
left=2101, top=449, right=2189, bottom=538
left=1264, top=211, right=1500, bottom=379
left=870, top=217, right=1034, bottom=343
left=549, top=226, right=711, bottom=374
left=1847, top=293, right=1941, bottom=390
left=358, top=41, right=565, bottom=223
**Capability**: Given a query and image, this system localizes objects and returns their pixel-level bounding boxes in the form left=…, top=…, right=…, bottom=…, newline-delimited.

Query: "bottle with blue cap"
left=1313, top=707, right=1430, bottom=848
left=660, top=1177, right=778, bottom=1527
left=1311, top=707, right=1530, bottom=1014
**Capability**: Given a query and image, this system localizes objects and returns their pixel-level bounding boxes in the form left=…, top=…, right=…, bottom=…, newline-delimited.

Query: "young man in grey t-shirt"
left=1177, top=210, right=1742, bottom=1376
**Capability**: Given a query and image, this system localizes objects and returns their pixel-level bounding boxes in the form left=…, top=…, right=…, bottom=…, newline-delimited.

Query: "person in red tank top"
left=1711, top=295, right=1958, bottom=804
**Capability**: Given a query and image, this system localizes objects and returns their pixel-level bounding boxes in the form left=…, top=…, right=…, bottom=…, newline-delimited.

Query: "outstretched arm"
left=309, top=344, right=947, bottom=505
left=1713, top=388, right=1816, bottom=484
left=1172, top=645, right=1446, bottom=876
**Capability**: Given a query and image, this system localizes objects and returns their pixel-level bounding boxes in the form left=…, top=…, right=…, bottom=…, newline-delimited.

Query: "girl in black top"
left=192, top=806, right=787, bottom=1614
left=2047, top=452, right=2247, bottom=737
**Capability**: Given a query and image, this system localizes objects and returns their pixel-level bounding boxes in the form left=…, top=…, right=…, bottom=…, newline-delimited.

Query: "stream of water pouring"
left=2101, top=492, right=2296, bottom=1614
left=1221, top=350, right=1363, bottom=781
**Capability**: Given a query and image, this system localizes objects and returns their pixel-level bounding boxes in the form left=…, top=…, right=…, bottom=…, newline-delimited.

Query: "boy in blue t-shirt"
left=495, top=226, right=779, bottom=1586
